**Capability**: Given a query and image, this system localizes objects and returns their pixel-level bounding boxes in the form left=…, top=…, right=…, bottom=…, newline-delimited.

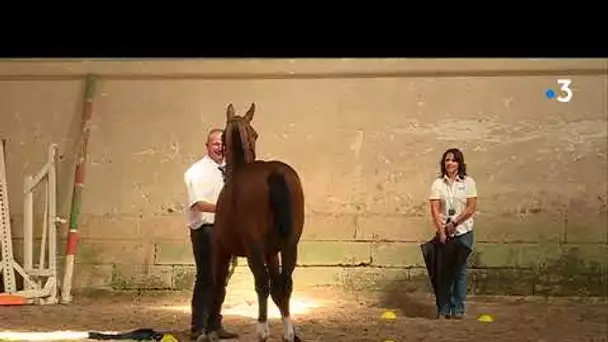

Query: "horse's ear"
left=244, top=102, right=255, bottom=122
left=226, top=103, right=235, bottom=120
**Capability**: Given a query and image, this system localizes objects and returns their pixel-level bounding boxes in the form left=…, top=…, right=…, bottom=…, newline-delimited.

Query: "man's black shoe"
left=215, top=327, right=239, bottom=339
left=190, top=330, right=203, bottom=341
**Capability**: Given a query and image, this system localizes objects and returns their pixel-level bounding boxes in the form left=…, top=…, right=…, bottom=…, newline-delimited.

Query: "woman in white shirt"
left=428, top=148, right=478, bottom=319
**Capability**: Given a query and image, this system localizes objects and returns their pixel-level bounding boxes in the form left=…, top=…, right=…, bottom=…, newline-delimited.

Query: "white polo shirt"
left=429, top=175, right=478, bottom=236
left=184, top=155, right=225, bottom=229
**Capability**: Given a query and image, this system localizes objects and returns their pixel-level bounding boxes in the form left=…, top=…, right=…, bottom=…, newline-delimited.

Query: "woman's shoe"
left=451, top=312, right=464, bottom=320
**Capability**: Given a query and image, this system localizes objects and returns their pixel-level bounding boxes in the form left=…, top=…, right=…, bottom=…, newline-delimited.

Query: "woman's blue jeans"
left=438, top=230, right=474, bottom=316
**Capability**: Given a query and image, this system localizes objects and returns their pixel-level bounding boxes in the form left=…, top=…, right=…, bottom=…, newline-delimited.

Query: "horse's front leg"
left=247, top=244, right=271, bottom=342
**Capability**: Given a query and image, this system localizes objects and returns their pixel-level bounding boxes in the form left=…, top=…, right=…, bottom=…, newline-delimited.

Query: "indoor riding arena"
left=1, top=59, right=607, bottom=341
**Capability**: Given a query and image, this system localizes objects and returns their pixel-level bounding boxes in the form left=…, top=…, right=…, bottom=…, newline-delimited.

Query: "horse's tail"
left=267, top=171, right=292, bottom=238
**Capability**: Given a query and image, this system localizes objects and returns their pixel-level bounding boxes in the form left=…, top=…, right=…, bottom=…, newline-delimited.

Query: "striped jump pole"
left=60, top=74, right=98, bottom=304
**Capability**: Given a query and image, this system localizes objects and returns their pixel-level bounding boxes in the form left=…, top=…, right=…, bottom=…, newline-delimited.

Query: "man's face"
left=206, top=131, right=223, bottom=163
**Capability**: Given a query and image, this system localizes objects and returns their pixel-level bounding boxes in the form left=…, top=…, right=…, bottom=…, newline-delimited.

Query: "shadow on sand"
left=373, top=271, right=437, bottom=319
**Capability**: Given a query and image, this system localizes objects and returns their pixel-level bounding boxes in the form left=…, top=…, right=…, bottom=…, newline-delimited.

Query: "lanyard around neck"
left=445, top=179, right=457, bottom=211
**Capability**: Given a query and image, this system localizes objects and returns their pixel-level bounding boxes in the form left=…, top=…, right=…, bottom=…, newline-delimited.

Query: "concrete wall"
left=0, top=58, right=606, bottom=296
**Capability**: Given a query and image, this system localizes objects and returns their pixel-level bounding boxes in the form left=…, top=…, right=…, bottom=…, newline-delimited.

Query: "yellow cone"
left=382, top=311, right=397, bottom=320
left=161, top=334, right=179, bottom=342
left=477, top=314, right=494, bottom=323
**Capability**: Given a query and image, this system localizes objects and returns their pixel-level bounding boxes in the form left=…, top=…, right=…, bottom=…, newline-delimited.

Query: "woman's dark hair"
left=439, top=148, right=467, bottom=179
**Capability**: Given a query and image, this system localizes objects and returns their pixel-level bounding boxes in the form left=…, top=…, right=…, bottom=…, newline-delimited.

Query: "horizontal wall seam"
left=0, top=68, right=606, bottom=81
left=11, top=237, right=607, bottom=245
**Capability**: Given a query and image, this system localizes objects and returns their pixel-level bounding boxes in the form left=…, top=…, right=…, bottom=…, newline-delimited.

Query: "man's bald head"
left=207, top=128, right=223, bottom=143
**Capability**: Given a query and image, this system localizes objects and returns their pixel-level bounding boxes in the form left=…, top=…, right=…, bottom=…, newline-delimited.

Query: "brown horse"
left=206, top=103, right=305, bottom=342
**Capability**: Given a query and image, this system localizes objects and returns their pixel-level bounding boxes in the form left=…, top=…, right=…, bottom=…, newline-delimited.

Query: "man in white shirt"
left=184, top=128, right=238, bottom=340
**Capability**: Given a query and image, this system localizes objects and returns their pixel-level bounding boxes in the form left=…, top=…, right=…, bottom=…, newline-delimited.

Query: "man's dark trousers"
left=190, top=223, right=218, bottom=335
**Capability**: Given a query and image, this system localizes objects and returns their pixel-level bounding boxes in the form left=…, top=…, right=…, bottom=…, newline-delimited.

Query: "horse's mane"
left=228, top=121, right=247, bottom=170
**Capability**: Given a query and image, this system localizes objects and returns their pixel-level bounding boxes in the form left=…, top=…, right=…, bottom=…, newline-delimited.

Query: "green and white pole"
left=60, top=74, right=98, bottom=304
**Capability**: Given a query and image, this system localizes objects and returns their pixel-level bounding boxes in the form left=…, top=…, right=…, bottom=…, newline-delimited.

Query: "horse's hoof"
left=257, top=321, right=270, bottom=341
left=283, top=335, right=301, bottom=342
left=257, top=332, right=269, bottom=342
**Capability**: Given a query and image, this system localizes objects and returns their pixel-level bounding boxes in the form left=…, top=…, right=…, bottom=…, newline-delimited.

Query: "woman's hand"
left=445, top=221, right=457, bottom=235
left=438, top=229, right=447, bottom=244
left=435, top=213, right=445, bottom=230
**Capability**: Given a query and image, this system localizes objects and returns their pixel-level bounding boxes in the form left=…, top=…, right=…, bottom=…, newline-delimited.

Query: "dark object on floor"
left=420, top=234, right=472, bottom=311
left=88, top=328, right=165, bottom=341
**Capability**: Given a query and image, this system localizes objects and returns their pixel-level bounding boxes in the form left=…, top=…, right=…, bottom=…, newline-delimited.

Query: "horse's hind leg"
left=267, top=253, right=282, bottom=310
left=270, top=244, right=299, bottom=342
left=248, top=244, right=271, bottom=341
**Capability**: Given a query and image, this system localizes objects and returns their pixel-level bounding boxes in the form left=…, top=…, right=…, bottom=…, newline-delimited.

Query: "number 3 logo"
left=557, top=79, right=573, bottom=103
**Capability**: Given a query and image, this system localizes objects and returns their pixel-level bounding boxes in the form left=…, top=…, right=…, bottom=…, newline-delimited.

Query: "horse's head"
left=223, top=102, right=258, bottom=177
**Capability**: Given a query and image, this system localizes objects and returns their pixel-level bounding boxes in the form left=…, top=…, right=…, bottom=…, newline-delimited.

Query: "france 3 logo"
left=545, top=79, right=573, bottom=103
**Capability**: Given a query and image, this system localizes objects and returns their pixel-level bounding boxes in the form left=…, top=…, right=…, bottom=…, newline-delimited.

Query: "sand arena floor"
left=0, top=285, right=606, bottom=342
